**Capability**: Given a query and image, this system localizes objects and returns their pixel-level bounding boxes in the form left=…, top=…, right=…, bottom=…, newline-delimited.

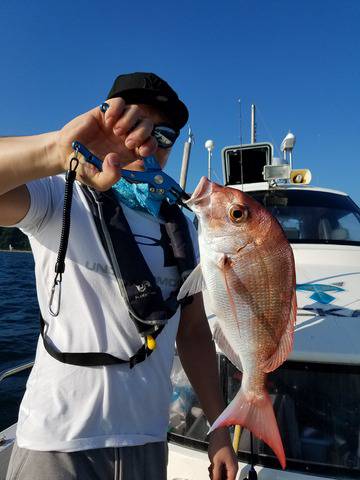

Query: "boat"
left=1, top=110, right=360, bottom=479
left=167, top=121, right=360, bottom=479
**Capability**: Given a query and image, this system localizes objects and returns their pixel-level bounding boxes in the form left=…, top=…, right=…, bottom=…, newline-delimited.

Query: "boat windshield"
left=168, top=355, right=360, bottom=477
left=248, top=189, right=360, bottom=246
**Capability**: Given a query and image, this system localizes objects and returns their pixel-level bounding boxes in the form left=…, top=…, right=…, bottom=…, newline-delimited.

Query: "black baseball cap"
left=107, top=72, right=189, bottom=130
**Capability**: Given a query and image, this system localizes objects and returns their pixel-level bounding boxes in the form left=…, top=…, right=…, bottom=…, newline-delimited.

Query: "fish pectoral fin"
left=217, top=253, right=232, bottom=270
left=213, top=322, right=243, bottom=371
left=177, top=263, right=206, bottom=300
left=261, top=291, right=297, bottom=373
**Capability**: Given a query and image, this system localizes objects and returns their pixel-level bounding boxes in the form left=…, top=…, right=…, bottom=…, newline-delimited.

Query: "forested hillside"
left=0, top=227, right=30, bottom=251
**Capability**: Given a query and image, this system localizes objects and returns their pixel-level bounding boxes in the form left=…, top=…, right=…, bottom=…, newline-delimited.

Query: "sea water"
left=0, top=251, right=38, bottom=431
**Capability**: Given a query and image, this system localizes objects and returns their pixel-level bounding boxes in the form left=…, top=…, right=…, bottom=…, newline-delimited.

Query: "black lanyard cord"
left=49, top=156, right=79, bottom=316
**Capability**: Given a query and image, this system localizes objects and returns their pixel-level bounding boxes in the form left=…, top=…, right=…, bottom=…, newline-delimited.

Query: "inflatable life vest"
left=40, top=185, right=196, bottom=368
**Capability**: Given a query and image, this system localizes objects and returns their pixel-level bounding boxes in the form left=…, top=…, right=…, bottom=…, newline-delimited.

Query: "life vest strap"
left=39, top=313, right=163, bottom=368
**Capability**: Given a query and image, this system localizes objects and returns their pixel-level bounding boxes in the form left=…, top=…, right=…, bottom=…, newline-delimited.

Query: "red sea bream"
left=178, top=177, right=297, bottom=469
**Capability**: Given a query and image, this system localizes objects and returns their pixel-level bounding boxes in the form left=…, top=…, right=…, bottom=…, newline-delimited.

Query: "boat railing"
left=0, top=361, right=34, bottom=385
left=0, top=361, right=34, bottom=446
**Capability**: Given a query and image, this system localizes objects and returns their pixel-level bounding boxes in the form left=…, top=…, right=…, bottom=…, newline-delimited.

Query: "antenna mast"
left=205, top=139, right=215, bottom=180
left=251, top=104, right=256, bottom=144
left=179, top=126, right=194, bottom=190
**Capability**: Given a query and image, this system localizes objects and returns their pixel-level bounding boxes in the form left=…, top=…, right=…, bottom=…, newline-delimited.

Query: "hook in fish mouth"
left=186, top=176, right=213, bottom=208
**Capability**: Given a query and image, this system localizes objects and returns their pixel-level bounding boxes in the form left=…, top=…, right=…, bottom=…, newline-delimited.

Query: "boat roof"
left=229, top=182, right=349, bottom=197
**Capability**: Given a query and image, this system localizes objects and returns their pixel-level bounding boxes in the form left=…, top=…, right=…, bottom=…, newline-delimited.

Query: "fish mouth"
left=185, top=176, right=212, bottom=208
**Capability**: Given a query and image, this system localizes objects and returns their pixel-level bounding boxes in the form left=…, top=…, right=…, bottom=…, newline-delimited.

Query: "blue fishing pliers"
left=72, top=141, right=190, bottom=208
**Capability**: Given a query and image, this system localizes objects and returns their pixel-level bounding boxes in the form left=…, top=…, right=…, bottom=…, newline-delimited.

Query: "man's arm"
left=177, top=293, right=238, bottom=480
left=0, top=98, right=158, bottom=226
left=0, top=133, right=61, bottom=225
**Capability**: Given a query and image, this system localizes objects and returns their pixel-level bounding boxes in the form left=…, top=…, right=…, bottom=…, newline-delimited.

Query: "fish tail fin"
left=209, top=388, right=286, bottom=469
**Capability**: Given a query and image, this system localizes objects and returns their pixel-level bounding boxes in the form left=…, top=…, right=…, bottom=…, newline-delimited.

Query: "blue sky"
left=1, top=0, right=359, bottom=204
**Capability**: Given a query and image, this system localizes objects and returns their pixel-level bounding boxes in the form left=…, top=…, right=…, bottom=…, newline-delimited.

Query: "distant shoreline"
left=0, top=249, right=31, bottom=253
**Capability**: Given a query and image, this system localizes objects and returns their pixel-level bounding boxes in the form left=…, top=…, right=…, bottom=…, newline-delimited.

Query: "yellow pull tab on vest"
left=146, top=335, right=156, bottom=351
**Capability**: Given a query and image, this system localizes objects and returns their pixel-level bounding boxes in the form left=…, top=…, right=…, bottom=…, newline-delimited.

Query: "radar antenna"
left=280, top=132, right=296, bottom=169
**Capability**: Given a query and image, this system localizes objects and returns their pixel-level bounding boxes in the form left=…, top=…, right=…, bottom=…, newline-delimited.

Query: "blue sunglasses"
left=152, top=125, right=179, bottom=149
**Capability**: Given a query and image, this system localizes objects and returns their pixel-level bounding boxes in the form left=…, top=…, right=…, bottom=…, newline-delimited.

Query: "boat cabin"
left=168, top=142, right=360, bottom=480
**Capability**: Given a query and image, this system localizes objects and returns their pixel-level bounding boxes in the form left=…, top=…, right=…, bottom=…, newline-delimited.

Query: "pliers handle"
left=72, top=141, right=102, bottom=170
left=72, top=141, right=190, bottom=208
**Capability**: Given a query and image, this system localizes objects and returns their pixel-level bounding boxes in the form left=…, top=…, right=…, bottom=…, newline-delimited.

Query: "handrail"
left=0, top=361, right=34, bottom=384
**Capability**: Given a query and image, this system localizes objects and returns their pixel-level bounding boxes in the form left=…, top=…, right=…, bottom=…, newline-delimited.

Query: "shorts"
left=6, top=441, right=168, bottom=480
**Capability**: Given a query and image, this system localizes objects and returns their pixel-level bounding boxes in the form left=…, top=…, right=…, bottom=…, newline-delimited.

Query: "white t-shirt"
left=13, top=175, right=198, bottom=452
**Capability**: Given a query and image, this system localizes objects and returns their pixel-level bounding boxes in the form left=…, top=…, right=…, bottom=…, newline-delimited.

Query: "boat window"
left=168, top=355, right=360, bottom=477
left=248, top=190, right=360, bottom=245
left=226, top=360, right=360, bottom=474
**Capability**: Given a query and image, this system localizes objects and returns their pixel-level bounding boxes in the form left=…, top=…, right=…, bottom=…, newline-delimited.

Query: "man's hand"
left=0, top=97, right=164, bottom=225
left=208, top=428, right=238, bottom=480
left=57, top=97, right=159, bottom=191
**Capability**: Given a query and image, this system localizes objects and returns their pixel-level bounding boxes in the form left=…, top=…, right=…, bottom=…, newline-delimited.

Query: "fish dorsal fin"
left=213, top=322, right=243, bottom=372
left=262, top=291, right=297, bottom=373
left=177, top=263, right=206, bottom=300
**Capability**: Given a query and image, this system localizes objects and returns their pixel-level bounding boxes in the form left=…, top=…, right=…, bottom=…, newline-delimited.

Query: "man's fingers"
left=211, top=462, right=223, bottom=480
left=112, top=104, right=152, bottom=137
left=77, top=153, right=123, bottom=192
left=125, top=118, right=154, bottom=150
left=211, top=462, right=237, bottom=480
left=90, top=99, right=158, bottom=158
left=137, top=136, right=158, bottom=157
left=103, top=97, right=127, bottom=129
left=95, top=154, right=124, bottom=191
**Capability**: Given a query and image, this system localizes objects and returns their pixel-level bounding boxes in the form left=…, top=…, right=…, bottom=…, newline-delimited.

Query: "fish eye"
left=228, top=204, right=248, bottom=223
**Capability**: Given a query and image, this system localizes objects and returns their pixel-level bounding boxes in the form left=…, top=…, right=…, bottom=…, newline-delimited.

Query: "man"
left=1, top=72, right=238, bottom=480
